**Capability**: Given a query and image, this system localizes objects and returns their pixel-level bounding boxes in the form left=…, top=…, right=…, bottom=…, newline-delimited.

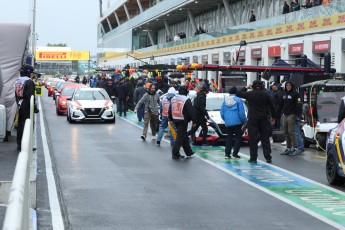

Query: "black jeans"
left=172, top=121, right=194, bottom=157
left=186, top=119, right=208, bottom=144
left=247, top=118, right=271, bottom=161
left=225, top=125, right=243, bottom=156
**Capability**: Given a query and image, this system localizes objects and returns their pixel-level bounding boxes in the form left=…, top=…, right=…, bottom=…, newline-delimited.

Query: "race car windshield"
left=73, top=90, right=110, bottom=100
left=317, top=92, right=343, bottom=123
left=206, top=97, right=224, bottom=111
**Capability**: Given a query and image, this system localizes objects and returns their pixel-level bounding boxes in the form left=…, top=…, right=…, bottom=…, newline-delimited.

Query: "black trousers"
left=225, top=125, right=243, bottom=156
left=118, top=98, right=127, bottom=116
left=247, top=118, right=271, bottom=161
left=17, top=107, right=30, bottom=146
left=172, top=121, right=194, bottom=157
left=186, top=119, right=208, bottom=144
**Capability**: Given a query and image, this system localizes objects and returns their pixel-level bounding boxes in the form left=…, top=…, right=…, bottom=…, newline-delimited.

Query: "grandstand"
left=97, top=0, right=345, bottom=84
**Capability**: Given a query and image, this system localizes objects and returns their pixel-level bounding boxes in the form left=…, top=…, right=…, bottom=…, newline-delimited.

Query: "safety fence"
left=2, top=96, right=36, bottom=230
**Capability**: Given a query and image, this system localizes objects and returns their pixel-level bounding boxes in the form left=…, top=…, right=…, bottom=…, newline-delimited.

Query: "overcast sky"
left=0, top=0, right=99, bottom=55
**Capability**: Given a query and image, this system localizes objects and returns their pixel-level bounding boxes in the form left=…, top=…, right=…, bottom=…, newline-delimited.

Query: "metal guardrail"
left=3, top=96, right=35, bottom=230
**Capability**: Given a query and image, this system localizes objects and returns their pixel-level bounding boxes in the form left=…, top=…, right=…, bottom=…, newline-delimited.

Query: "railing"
left=3, top=96, right=35, bottom=230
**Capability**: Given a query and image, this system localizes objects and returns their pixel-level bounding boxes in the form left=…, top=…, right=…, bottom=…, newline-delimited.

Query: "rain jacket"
left=220, top=94, right=247, bottom=127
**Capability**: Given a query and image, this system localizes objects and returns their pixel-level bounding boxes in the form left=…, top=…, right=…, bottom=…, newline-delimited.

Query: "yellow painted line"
left=313, top=155, right=326, bottom=159
left=335, top=136, right=345, bottom=175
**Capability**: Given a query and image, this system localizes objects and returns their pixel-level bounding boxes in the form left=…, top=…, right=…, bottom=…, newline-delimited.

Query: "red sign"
left=251, top=48, right=262, bottom=59
left=268, top=46, right=281, bottom=57
left=313, top=41, right=331, bottom=53
left=289, top=44, right=304, bottom=55
left=236, top=50, right=246, bottom=60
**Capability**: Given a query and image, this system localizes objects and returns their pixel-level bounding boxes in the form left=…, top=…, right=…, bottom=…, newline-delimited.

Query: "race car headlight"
left=105, top=105, right=113, bottom=110
left=59, top=101, right=67, bottom=105
left=71, top=103, right=82, bottom=110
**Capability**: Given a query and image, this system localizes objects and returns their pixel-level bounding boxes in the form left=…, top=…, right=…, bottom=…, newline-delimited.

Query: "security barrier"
left=3, top=96, right=35, bottom=230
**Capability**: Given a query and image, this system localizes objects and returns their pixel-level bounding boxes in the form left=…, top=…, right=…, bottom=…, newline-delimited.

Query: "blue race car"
left=326, top=119, right=345, bottom=185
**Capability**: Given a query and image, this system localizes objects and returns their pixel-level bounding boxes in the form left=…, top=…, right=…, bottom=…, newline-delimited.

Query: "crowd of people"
left=9, top=64, right=326, bottom=163
left=283, top=0, right=330, bottom=14
left=85, top=70, right=310, bottom=162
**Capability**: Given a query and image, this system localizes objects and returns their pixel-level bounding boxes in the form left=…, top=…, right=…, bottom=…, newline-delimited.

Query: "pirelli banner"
left=35, top=51, right=90, bottom=61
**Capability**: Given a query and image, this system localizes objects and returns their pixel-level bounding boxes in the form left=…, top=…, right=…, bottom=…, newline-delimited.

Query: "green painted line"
left=192, top=146, right=345, bottom=228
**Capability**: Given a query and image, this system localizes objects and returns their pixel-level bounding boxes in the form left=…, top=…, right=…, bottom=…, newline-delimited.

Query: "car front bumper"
left=70, top=107, right=115, bottom=121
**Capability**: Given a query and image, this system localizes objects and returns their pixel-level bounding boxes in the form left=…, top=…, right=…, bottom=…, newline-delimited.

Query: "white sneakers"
left=281, top=140, right=287, bottom=145
left=152, top=135, right=157, bottom=140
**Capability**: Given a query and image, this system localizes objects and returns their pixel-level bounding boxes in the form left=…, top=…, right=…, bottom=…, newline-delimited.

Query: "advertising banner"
left=251, top=48, right=262, bottom=59
left=36, top=51, right=90, bottom=61
left=289, top=43, right=304, bottom=55
left=313, top=41, right=331, bottom=53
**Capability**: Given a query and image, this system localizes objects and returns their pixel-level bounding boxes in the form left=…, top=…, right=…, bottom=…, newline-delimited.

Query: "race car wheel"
left=107, top=117, right=115, bottom=124
left=68, top=113, right=75, bottom=123
left=316, top=133, right=326, bottom=151
left=326, top=150, right=345, bottom=185
left=56, top=107, right=63, bottom=116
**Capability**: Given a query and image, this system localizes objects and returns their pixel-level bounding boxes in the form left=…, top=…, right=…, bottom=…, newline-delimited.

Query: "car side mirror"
left=67, top=97, right=72, bottom=100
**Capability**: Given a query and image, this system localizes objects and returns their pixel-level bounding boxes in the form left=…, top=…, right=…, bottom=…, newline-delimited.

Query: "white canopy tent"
left=0, top=23, right=31, bottom=134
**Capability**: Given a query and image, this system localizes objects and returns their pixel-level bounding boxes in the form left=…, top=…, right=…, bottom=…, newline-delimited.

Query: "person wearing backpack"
left=15, top=64, right=38, bottom=150
left=220, top=87, right=247, bottom=159
left=156, top=87, right=176, bottom=146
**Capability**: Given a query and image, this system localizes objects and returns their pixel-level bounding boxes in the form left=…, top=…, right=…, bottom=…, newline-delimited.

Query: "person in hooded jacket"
left=133, top=80, right=147, bottom=122
left=237, top=80, right=275, bottom=163
left=220, top=87, right=247, bottom=159
left=135, top=84, right=160, bottom=141
left=277, top=80, right=303, bottom=156
left=186, top=84, right=210, bottom=145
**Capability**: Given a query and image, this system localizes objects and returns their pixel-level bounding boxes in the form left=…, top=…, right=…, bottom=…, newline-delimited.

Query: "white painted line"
left=38, top=97, right=64, bottom=230
left=121, top=115, right=345, bottom=229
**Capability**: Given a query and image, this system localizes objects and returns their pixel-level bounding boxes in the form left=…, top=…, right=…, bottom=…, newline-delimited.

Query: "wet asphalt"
left=34, top=93, right=343, bottom=230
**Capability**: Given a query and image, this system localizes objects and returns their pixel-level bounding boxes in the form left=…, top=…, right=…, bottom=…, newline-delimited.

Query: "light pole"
left=31, top=0, right=37, bottom=67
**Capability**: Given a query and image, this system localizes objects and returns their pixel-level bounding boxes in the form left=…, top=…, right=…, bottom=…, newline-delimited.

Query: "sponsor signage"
left=183, top=57, right=190, bottom=65
left=202, top=55, right=208, bottom=63
left=289, top=43, right=304, bottom=55
left=236, top=50, right=246, bottom=60
left=36, top=51, right=90, bottom=61
left=268, top=46, right=281, bottom=57
left=193, top=56, right=198, bottom=63
left=251, top=48, right=262, bottom=59
left=223, top=52, right=230, bottom=61
left=177, top=57, right=183, bottom=65
left=313, top=40, right=331, bottom=53
left=212, top=53, right=219, bottom=62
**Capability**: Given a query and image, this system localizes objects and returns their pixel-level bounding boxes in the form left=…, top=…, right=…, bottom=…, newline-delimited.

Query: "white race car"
left=67, top=88, right=116, bottom=123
